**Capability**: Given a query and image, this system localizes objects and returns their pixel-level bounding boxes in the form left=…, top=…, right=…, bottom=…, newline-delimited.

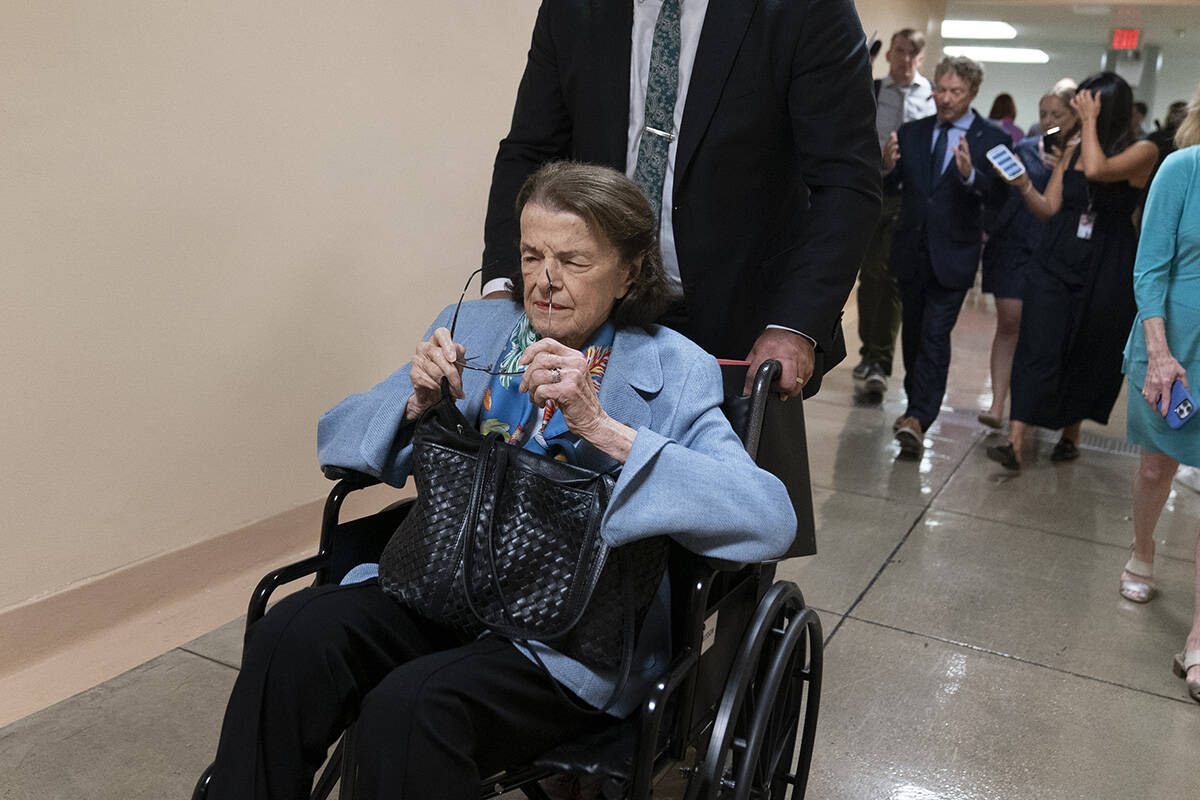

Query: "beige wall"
left=858, top=0, right=948, bottom=79
left=1, top=1, right=541, bottom=612
left=1, top=0, right=949, bottom=616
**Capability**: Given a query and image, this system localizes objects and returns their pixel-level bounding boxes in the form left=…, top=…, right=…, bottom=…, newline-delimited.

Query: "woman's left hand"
left=1071, top=90, right=1100, bottom=123
left=518, top=338, right=609, bottom=439
left=1143, top=351, right=1188, bottom=417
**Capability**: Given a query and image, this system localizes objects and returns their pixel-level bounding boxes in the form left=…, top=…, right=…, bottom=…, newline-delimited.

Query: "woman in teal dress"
left=1117, top=85, right=1200, bottom=704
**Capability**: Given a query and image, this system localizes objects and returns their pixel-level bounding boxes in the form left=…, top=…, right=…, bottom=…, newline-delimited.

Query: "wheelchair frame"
left=193, top=361, right=822, bottom=800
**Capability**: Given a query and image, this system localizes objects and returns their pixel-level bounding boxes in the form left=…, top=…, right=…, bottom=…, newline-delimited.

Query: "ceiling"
left=944, top=2, right=1200, bottom=49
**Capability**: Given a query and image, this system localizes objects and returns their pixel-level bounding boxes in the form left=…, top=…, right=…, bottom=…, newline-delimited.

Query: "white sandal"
left=1119, top=553, right=1155, bottom=603
left=1171, top=650, right=1200, bottom=704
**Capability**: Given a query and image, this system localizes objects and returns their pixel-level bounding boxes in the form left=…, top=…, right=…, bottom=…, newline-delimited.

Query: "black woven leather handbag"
left=378, top=383, right=668, bottom=677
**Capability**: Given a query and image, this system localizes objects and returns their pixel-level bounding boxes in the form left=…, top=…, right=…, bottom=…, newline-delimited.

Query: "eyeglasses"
left=448, top=265, right=532, bottom=377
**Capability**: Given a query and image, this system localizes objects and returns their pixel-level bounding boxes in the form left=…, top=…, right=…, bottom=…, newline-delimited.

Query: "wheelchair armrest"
left=246, top=553, right=328, bottom=627
left=321, top=465, right=381, bottom=489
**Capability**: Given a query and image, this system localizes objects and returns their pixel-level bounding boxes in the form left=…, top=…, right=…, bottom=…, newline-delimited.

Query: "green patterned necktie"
left=631, top=0, right=681, bottom=223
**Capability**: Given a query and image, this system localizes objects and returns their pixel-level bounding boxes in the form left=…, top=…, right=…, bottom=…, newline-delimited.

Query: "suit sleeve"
left=600, top=353, right=796, bottom=562
left=761, top=0, right=882, bottom=353
left=481, top=0, right=573, bottom=286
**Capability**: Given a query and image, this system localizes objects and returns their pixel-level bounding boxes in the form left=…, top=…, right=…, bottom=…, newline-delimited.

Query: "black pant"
left=898, top=257, right=968, bottom=431
left=208, top=580, right=609, bottom=800
left=856, top=194, right=904, bottom=374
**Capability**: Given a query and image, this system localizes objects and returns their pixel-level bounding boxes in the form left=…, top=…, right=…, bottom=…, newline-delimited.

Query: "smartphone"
left=1042, top=125, right=1062, bottom=152
left=986, top=144, right=1026, bottom=181
left=1166, top=380, right=1196, bottom=429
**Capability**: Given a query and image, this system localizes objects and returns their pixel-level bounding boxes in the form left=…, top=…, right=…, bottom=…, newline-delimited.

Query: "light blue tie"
left=632, top=0, right=681, bottom=223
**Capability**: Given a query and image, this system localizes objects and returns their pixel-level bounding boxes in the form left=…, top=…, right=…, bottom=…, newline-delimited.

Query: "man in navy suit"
left=884, top=56, right=1010, bottom=455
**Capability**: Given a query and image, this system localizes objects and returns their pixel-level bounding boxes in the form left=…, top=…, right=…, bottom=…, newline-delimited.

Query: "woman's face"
left=519, top=203, right=637, bottom=350
left=1040, top=95, right=1076, bottom=134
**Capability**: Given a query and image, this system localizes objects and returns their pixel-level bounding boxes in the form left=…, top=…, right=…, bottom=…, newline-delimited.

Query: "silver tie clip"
left=644, top=125, right=676, bottom=142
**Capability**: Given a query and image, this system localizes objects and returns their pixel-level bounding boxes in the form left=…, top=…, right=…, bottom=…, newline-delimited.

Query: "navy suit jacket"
left=887, top=111, right=1011, bottom=289
left=482, top=0, right=881, bottom=376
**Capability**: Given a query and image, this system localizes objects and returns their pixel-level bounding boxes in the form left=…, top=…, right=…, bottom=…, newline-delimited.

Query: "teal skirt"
left=1126, top=387, right=1200, bottom=467
left=1124, top=303, right=1200, bottom=467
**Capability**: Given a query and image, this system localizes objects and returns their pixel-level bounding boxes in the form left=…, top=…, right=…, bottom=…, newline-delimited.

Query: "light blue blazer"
left=317, top=300, right=796, bottom=715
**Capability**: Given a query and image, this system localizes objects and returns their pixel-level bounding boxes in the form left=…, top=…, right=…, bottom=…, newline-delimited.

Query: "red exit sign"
left=1113, top=29, right=1140, bottom=49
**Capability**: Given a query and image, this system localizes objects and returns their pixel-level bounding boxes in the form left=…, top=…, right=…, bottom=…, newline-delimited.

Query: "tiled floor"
left=4, top=290, right=1199, bottom=799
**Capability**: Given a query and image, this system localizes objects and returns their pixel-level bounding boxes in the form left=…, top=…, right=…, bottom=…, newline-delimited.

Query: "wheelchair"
left=193, top=360, right=822, bottom=800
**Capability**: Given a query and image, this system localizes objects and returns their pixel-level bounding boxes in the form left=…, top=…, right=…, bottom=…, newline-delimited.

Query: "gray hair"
left=512, top=161, right=672, bottom=328
left=935, top=56, right=984, bottom=96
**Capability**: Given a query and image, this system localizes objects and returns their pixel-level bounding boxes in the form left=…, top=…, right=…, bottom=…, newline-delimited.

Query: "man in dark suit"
left=884, top=56, right=1009, bottom=454
left=481, top=0, right=880, bottom=399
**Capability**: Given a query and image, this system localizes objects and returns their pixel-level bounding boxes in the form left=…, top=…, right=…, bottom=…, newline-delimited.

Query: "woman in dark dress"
left=977, top=86, right=1077, bottom=429
left=986, top=72, right=1158, bottom=470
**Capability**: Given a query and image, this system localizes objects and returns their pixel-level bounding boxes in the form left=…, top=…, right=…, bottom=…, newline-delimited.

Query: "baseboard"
left=0, top=482, right=406, bottom=726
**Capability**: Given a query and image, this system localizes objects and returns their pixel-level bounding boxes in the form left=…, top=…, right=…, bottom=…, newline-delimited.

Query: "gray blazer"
left=317, top=299, right=795, bottom=713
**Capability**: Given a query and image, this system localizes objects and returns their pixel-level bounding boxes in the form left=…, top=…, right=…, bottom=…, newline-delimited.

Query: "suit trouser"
left=207, top=580, right=608, bottom=800
left=897, top=253, right=968, bottom=432
left=855, top=194, right=904, bottom=374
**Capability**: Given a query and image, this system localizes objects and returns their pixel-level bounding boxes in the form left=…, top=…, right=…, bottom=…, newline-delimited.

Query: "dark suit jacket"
left=887, top=111, right=1011, bottom=290
left=482, top=0, right=881, bottom=382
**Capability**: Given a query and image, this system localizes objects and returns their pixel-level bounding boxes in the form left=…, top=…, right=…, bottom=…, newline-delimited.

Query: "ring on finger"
left=551, top=367, right=562, bottom=384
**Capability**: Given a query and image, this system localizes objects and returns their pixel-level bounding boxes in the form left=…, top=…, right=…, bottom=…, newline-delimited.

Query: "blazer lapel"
left=674, top=0, right=756, bottom=188
left=459, top=303, right=523, bottom=425
left=591, top=0, right=634, bottom=170
left=598, top=326, right=661, bottom=434
left=911, top=116, right=938, bottom=195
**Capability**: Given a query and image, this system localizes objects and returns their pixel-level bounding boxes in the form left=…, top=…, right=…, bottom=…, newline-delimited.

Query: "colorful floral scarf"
left=479, top=313, right=614, bottom=463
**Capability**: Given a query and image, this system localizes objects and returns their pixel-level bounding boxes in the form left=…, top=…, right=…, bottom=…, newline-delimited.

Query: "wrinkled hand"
left=406, top=327, right=465, bottom=420
left=1071, top=90, right=1101, bottom=124
left=882, top=131, right=901, bottom=171
left=954, top=136, right=973, bottom=179
left=518, top=338, right=608, bottom=440
left=742, top=328, right=815, bottom=401
left=1143, top=351, right=1188, bottom=418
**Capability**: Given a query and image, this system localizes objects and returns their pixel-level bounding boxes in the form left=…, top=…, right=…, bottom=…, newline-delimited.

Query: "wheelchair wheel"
left=686, top=581, right=822, bottom=800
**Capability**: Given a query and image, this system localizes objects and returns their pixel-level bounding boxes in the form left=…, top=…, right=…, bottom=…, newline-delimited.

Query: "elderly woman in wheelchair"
left=203, top=162, right=796, bottom=800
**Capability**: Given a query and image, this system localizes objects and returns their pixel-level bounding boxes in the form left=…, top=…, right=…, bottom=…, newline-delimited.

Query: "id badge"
left=1076, top=212, right=1096, bottom=240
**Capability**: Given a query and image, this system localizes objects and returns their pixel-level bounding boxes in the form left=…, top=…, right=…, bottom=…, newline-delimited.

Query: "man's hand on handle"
left=742, top=328, right=815, bottom=401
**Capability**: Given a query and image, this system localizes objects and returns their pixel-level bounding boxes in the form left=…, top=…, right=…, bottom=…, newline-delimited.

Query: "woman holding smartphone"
left=1117, top=84, right=1200, bottom=703
left=977, top=86, right=1077, bottom=429
left=986, top=72, right=1157, bottom=470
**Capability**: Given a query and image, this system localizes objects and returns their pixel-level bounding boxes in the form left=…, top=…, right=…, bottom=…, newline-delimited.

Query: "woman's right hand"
left=405, top=327, right=465, bottom=421
left=1143, top=350, right=1188, bottom=418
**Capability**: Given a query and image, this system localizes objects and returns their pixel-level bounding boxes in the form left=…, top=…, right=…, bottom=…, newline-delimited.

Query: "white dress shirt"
left=874, top=72, right=935, bottom=150
left=626, top=0, right=709, bottom=297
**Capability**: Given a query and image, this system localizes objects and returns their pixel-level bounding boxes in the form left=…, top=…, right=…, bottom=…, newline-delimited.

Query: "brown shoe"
left=892, top=414, right=908, bottom=432
left=894, top=416, right=924, bottom=455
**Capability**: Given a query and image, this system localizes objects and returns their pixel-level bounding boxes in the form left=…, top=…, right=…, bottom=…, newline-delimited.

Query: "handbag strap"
left=462, top=432, right=638, bottom=715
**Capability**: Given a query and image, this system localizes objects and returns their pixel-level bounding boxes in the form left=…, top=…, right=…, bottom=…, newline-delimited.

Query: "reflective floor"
left=4, top=290, right=1199, bottom=799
